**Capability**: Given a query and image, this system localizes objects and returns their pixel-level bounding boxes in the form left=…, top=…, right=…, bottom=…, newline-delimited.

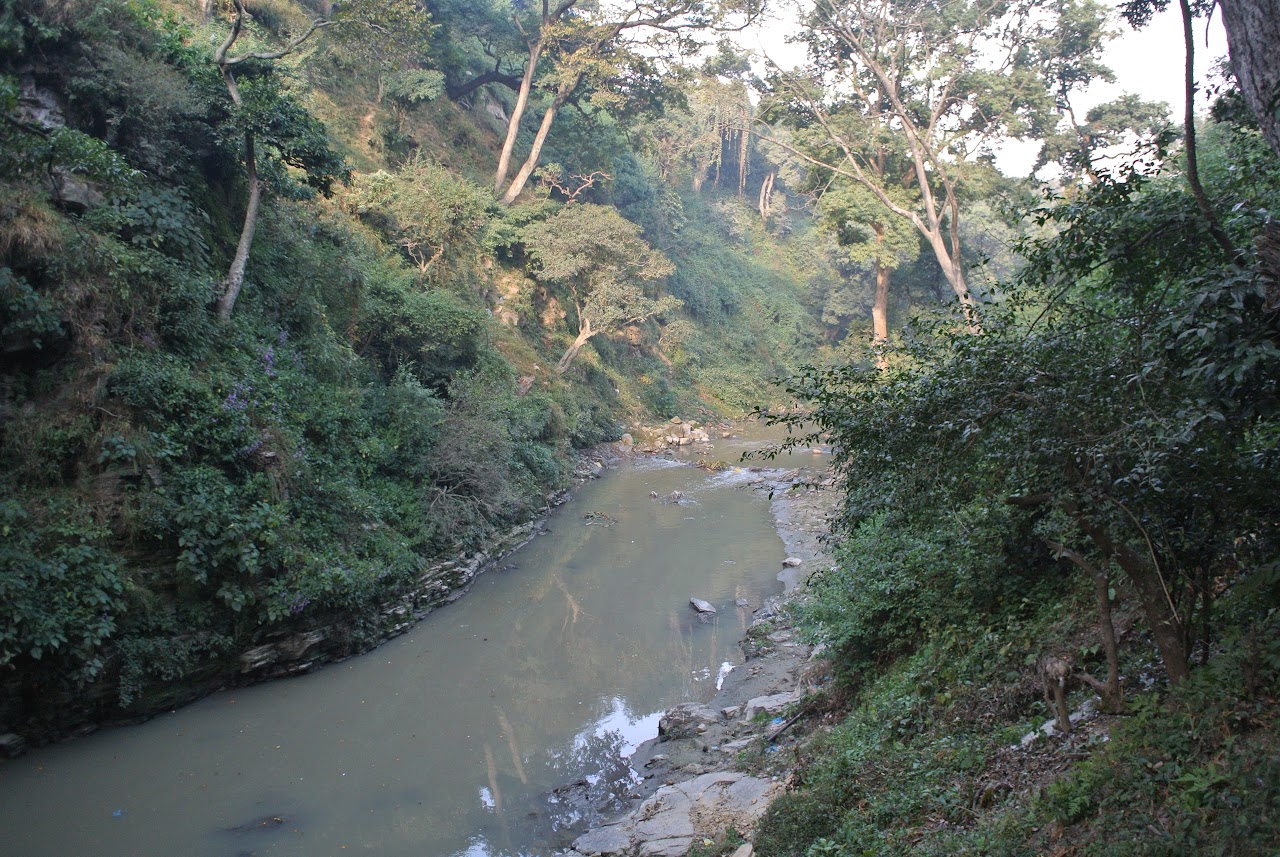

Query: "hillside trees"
left=212, top=0, right=429, bottom=321
left=523, top=204, right=679, bottom=372
left=762, top=0, right=1113, bottom=317
left=646, top=71, right=756, bottom=195
left=775, top=112, right=1280, bottom=694
left=486, top=0, right=763, bottom=205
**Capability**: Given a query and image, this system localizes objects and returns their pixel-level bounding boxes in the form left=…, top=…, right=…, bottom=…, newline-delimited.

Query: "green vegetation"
left=1, top=0, right=1276, bottom=849
left=753, top=12, right=1280, bottom=853
left=0, top=0, right=833, bottom=735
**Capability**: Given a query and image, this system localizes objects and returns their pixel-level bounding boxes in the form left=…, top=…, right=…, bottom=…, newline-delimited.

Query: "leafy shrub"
left=360, top=275, right=486, bottom=387
left=0, top=499, right=127, bottom=682
left=348, top=155, right=492, bottom=278
left=799, top=502, right=1045, bottom=671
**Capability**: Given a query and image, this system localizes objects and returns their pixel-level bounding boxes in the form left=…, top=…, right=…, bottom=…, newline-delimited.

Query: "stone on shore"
left=574, top=826, right=633, bottom=855
left=573, top=772, right=778, bottom=857
left=659, top=703, right=720, bottom=740
left=745, top=690, right=802, bottom=718
left=781, top=557, right=802, bottom=567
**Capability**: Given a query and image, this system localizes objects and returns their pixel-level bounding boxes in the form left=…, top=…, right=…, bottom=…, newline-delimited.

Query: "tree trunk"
left=1082, top=523, right=1191, bottom=683
left=217, top=131, right=260, bottom=322
left=500, top=97, right=561, bottom=205
left=556, top=318, right=594, bottom=374
left=1177, top=0, right=1238, bottom=261
left=871, top=257, right=890, bottom=370
left=1220, top=0, right=1280, bottom=159
left=494, top=41, right=542, bottom=194
left=1092, top=567, right=1124, bottom=711
left=758, top=171, right=775, bottom=223
left=1046, top=539, right=1125, bottom=711
left=201, top=0, right=215, bottom=21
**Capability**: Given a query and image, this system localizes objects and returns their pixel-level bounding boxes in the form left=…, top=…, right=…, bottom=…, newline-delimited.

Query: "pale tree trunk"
left=1219, top=0, right=1280, bottom=159
left=556, top=317, right=594, bottom=374
left=500, top=88, right=568, bottom=205
left=212, top=0, right=328, bottom=321
left=494, top=40, right=543, bottom=194
left=692, top=161, right=708, bottom=194
left=757, top=171, right=775, bottom=223
left=871, top=256, right=890, bottom=370
left=201, top=0, right=215, bottom=21
left=216, top=131, right=260, bottom=322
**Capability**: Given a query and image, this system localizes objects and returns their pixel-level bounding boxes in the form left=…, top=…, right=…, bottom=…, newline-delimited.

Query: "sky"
left=734, top=2, right=1230, bottom=176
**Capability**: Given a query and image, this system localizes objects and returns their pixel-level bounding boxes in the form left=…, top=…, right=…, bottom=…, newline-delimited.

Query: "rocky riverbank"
left=565, top=463, right=840, bottom=857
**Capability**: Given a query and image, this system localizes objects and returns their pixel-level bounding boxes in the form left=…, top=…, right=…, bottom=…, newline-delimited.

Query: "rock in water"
left=689, top=597, right=717, bottom=614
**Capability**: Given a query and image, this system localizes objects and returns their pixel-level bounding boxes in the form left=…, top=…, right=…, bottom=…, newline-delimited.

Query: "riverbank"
left=0, top=420, right=784, bottom=754
left=566, top=462, right=840, bottom=857
left=0, top=482, right=580, bottom=754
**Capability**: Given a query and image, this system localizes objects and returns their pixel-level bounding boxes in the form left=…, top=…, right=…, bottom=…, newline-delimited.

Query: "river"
left=0, top=429, right=815, bottom=857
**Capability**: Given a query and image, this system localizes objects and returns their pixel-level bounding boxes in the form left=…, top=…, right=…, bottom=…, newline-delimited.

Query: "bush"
left=799, top=501, right=1048, bottom=671
left=0, top=499, right=127, bottom=682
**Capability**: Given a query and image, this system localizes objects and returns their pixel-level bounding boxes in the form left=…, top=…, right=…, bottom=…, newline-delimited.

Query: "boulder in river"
left=689, top=597, right=717, bottom=614
left=0, top=733, right=26, bottom=759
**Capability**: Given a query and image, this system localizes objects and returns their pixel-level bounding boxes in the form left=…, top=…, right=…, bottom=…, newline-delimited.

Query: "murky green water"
left=0, top=432, right=816, bottom=857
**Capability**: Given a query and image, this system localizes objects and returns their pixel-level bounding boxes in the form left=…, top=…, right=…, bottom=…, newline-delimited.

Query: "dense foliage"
left=3, top=0, right=1275, bottom=850
left=755, top=72, right=1280, bottom=857
left=0, top=0, right=840, bottom=733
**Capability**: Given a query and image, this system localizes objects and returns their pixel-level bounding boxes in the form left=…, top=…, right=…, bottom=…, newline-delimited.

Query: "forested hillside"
left=746, top=0, right=1280, bottom=851
left=0, top=0, right=863, bottom=736
left=2, top=0, right=1279, bottom=851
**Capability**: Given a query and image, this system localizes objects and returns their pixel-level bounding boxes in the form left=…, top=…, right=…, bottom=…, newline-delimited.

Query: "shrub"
left=0, top=499, right=127, bottom=682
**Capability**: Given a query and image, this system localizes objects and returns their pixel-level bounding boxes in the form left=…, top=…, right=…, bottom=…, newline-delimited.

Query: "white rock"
left=690, top=597, right=717, bottom=614
left=574, top=827, right=633, bottom=855
left=745, top=690, right=801, bottom=718
left=781, top=557, right=803, bottom=567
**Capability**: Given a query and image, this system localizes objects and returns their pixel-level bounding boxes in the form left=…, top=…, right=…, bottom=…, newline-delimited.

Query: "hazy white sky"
left=735, top=3, right=1230, bottom=176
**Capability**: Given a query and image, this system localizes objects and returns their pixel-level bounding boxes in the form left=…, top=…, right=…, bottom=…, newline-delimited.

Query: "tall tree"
left=523, top=204, right=679, bottom=373
left=819, top=185, right=919, bottom=361
left=762, top=0, right=1112, bottom=318
left=492, top=0, right=762, bottom=206
left=212, top=0, right=427, bottom=321
left=1218, top=0, right=1280, bottom=159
